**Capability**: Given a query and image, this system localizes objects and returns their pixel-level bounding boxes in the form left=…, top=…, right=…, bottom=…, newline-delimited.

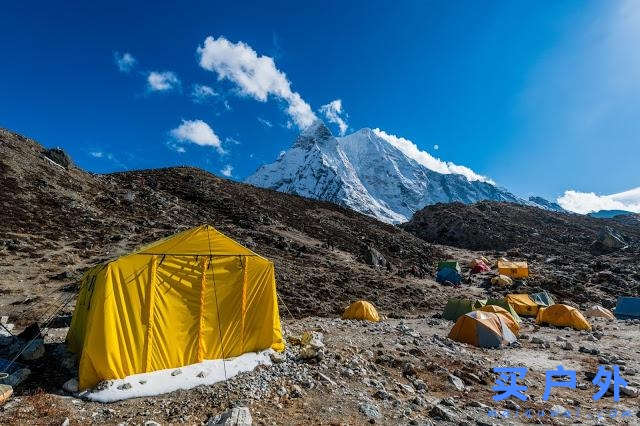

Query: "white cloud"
left=191, top=84, right=218, bottom=102
left=169, top=119, right=225, bottom=154
left=557, top=187, right=640, bottom=214
left=90, top=151, right=104, bottom=158
left=372, top=129, right=494, bottom=184
left=114, top=52, right=136, bottom=73
left=197, top=36, right=317, bottom=129
left=257, top=117, right=273, bottom=128
left=166, top=141, right=186, bottom=153
left=147, top=71, right=180, bottom=91
left=433, top=144, right=439, bottom=151
left=220, top=164, right=233, bottom=177
left=319, top=99, right=348, bottom=135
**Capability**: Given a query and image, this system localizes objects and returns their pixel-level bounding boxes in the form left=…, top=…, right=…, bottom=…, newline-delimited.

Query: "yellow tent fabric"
left=536, top=304, right=592, bottom=331
left=66, top=225, right=284, bottom=390
left=506, top=294, right=539, bottom=316
left=479, top=305, right=519, bottom=335
left=491, top=274, right=513, bottom=287
left=447, top=311, right=517, bottom=348
left=342, top=300, right=380, bottom=322
left=585, top=305, right=615, bottom=320
left=498, top=260, right=529, bottom=279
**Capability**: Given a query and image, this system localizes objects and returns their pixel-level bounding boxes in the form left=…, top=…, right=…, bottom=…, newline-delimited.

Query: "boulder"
left=206, top=406, right=253, bottom=425
left=43, top=148, right=73, bottom=169
left=592, top=227, right=627, bottom=252
left=20, top=338, right=45, bottom=361
left=362, top=246, right=387, bottom=268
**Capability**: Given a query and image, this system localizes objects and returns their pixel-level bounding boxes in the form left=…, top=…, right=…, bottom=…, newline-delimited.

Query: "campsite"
left=0, top=129, right=639, bottom=425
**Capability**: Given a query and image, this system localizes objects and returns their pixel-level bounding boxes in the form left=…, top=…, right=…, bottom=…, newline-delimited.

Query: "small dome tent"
left=342, top=300, right=380, bottom=322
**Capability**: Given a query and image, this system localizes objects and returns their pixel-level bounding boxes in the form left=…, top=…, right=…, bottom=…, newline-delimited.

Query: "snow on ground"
left=81, top=350, right=273, bottom=403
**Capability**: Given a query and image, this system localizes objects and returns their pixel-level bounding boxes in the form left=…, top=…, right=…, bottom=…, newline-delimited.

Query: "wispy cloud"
left=372, top=129, right=494, bottom=183
left=114, top=52, right=136, bottom=73
left=90, top=151, right=104, bottom=158
left=169, top=119, right=225, bottom=154
left=557, top=187, right=640, bottom=214
left=147, top=71, right=180, bottom=92
left=319, top=99, right=348, bottom=136
left=197, top=36, right=317, bottom=129
left=191, top=84, right=218, bottom=103
left=257, top=117, right=273, bottom=128
left=220, top=164, right=233, bottom=177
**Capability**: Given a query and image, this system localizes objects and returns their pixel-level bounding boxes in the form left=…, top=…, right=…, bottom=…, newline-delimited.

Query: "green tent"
left=484, top=298, right=522, bottom=323
left=530, top=291, right=555, bottom=307
left=438, top=260, right=461, bottom=274
left=442, top=298, right=486, bottom=321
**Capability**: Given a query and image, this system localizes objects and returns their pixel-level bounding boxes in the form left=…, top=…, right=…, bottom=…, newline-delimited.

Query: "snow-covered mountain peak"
left=294, top=120, right=334, bottom=149
left=246, top=125, right=523, bottom=223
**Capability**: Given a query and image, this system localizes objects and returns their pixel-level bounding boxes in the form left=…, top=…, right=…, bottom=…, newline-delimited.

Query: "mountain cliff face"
left=246, top=122, right=522, bottom=223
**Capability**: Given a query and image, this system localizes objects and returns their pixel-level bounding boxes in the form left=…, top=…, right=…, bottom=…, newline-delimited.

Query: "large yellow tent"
left=67, top=225, right=284, bottom=390
left=479, top=305, right=520, bottom=335
left=342, top=300, right=380, bottom=322
left=498, top=260, right=529, bottom=279
left=536, top=304, right=592, bottom=331
left=506, top=294, right=539, bottom=316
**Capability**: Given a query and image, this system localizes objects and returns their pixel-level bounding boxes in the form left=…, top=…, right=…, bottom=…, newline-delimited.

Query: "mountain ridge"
left=246, top=121, right=523, bottom=223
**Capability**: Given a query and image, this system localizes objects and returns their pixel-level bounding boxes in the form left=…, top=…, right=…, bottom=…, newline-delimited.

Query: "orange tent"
left=479, top=305, right=520, bottom=335
left=448, top=311, right=517, bottom=348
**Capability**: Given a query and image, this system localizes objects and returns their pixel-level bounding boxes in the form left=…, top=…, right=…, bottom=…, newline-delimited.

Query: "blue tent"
left=436, top=267, right=462, bottom=285
left=614, top=297, right=640, bottom=319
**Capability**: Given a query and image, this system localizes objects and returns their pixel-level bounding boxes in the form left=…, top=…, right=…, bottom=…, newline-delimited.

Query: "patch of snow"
left=81, top=349, right=273, bottom=403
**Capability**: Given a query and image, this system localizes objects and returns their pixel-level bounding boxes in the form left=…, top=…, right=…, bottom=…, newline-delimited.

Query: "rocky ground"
left=403, top=201, right=640, bottom=308
left=1, top=302, right=639, bottom=425
left=1, top=128, right=640, bottom=425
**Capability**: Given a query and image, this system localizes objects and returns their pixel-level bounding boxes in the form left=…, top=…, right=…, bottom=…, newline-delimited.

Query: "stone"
left=21, top=338, right=45, bottom=361
left=429, top=405, right=456, bottom=421
left=61, top=418, right=70, bottom=426
left=117, top=382, right=132, bottom=390
left=359, top=402, right=381, bottom=419
left=362, top=245, right=387, bottom=268
left=550, top=405, right=567, bottom=416
left=290, top=384, right=304, bottom=398
left=144, top=422, right=161, bottom=426
left=171, top=369, right=182, bottom=376
left=43, top=148, right=73, bottom=169
left=0, top=368, right=30, bottom=387
left=269, top=352, right=286, bottom=364
left=0, top=384, right=12, bottom=405
left=448, top=374, right=465, bottom=391
left=206, top=406, right=252, bottom=425
left=561, top=341, right=574, bottom=351
left=620, top=386, right=639, bottom=398
left=63, top=378, right=79, bottom=393
left=505, top=400, right=520, bottom=410
left=373, top=389, right=392, bottom=400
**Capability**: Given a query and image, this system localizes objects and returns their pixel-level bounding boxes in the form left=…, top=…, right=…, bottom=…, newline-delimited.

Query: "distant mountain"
left=528, top=196, right=565, bottom=212
left=588, top=210, right=636, bottom=219
left=246, top=121, right=523, bottom=223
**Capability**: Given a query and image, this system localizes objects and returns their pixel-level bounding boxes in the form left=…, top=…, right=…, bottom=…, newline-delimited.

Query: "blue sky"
left=2, top=1, right=639, bottom=213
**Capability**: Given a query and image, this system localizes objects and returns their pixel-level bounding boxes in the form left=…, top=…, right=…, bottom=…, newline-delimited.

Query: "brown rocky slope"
left=403, top=201, right=640, bottom=307
left=0, top=128, right=442, bottom=324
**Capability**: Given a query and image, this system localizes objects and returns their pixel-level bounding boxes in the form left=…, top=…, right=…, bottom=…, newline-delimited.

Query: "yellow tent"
left=342, top=300, right=380, bottom=322
left=479, top=305, right=519, bottom=335
left=67, top=225, right=284, bottom=390
left=536, top=304, right=591, bottom=331
left=491, top=274, right=513, bottom=287
left=585, top=305, right=615, bottom=320
left=497, top=260, right=529, bottom=279
left=506, top=294, right=539, bottom=316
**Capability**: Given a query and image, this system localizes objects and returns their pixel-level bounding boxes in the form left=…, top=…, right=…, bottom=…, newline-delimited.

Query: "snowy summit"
left=246, top=121, right=521, bottom=223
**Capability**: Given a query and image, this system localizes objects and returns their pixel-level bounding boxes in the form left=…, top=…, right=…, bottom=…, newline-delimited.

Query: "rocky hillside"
left=0, top=128, right=443, bottom=324
left=403, top=201, right=640, bottom=306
